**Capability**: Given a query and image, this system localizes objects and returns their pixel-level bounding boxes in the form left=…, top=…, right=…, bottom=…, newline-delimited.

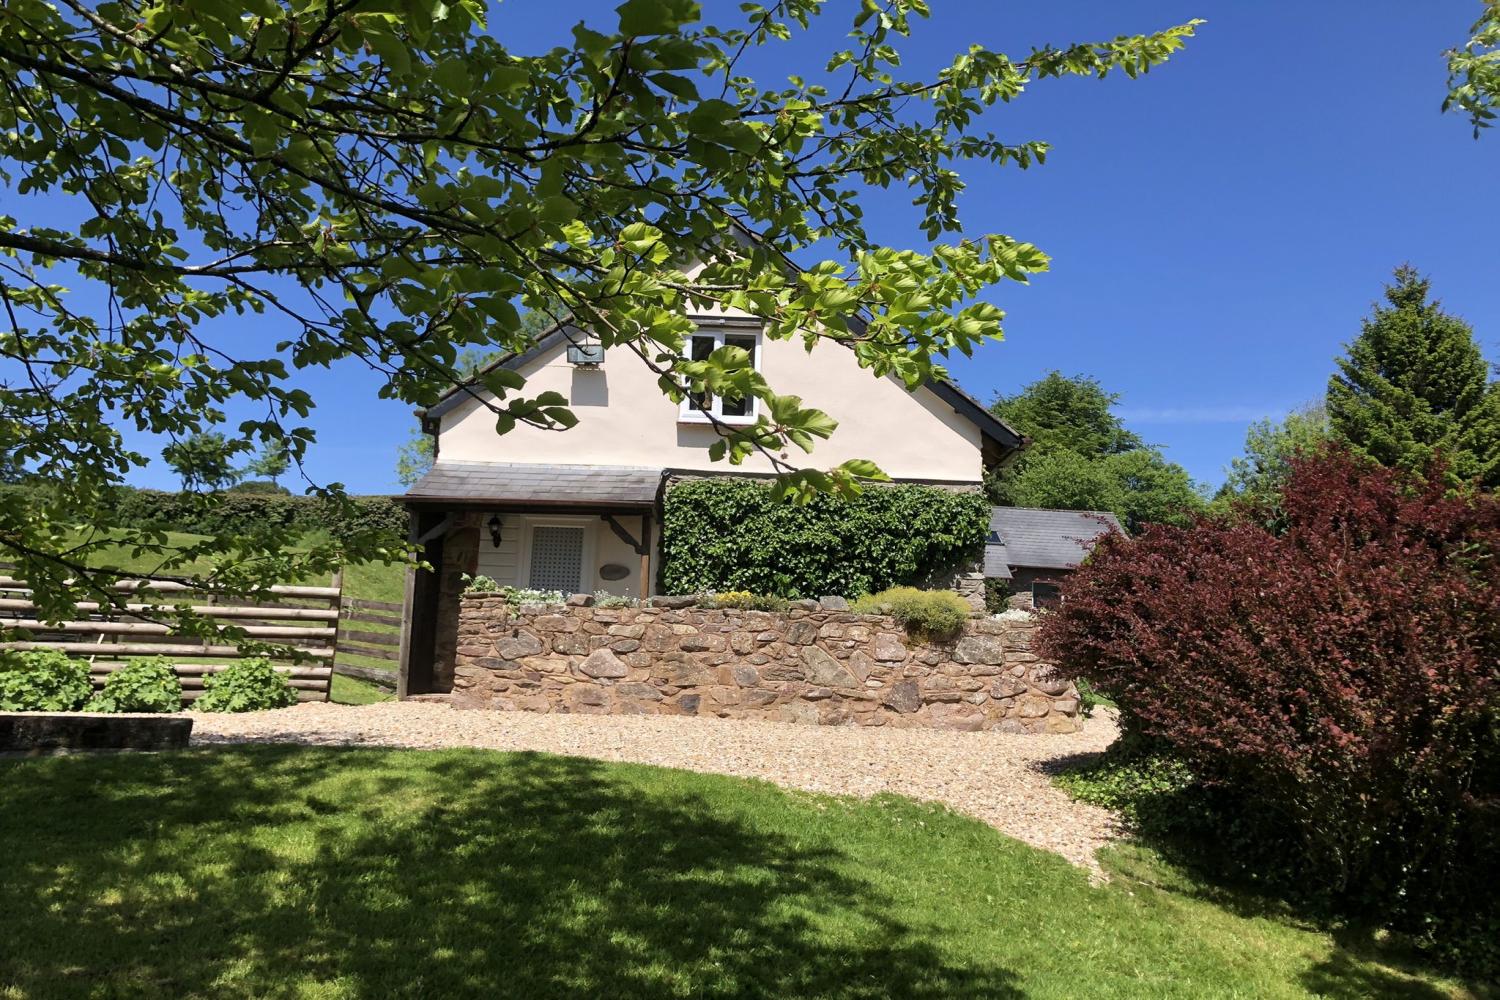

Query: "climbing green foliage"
left=1326, top=266, right=1500, bottom=488
left=659, top=479, right=989, bottom=599
left=0, top=0, right=1197, bottom=625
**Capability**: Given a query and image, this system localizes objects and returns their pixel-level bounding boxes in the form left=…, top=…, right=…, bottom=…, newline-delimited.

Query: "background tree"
left=988, top=372, right=1203, bottom=530
left=162, top=433, right=243, bottom=493
left=1326, top=266, right=1500, bottom=488
left=1215, top=402, right=1332, bottom=509
left=1446, top=0, right=1500, bottom=135
left=990, top=371, right=1144, bottom=458
left=244, top=441, right=291, bottom=487
left=0, top=0, right=1196, bottom=618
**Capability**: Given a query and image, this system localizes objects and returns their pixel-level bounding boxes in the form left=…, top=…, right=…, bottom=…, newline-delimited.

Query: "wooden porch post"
left=638, top=511, right=653, bottom=600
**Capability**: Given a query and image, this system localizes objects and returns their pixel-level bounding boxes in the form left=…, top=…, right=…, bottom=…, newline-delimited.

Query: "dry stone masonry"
left=453, top=594, right=1080, bottom=733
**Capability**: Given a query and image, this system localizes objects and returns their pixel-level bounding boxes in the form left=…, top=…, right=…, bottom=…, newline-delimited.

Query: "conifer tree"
left=1327, top=266, right=1500, bottom=488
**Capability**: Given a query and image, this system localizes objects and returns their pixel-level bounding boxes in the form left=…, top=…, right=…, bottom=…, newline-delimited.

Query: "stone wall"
left=452, top=595, right=1080, bottom=733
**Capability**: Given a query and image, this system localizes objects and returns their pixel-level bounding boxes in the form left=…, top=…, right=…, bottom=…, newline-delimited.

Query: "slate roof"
left=985, top=507, right=1122, bottom=573
left=404, top=462, right=663, bottom=508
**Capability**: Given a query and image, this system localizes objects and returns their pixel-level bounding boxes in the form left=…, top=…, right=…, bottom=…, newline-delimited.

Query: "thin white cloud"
left=1115, top=405, right=1288, bottom=425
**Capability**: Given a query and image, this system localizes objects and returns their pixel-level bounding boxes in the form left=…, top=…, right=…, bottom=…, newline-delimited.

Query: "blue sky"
left=112, top=0, right=1496, bottom=493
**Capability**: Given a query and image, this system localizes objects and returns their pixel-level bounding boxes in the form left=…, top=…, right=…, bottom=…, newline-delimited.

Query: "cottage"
left=398, top=313, right=1116, bottom=695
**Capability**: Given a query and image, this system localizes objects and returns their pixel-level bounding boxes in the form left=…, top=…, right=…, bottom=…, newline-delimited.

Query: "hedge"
left=0, top=485, right=407, bottom=544
left=658, top=478, right=988, bottom=599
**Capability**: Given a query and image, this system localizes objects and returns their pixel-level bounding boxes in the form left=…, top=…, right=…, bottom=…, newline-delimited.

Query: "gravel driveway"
left=191, top=701, right=1122, bottom=871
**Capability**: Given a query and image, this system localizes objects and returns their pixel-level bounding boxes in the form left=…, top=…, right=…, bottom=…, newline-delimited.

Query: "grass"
left=0, top=747, right=1477, bottom=1000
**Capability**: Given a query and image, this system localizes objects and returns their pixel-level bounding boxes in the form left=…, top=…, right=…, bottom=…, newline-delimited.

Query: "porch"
left=398, top=462, right=664, bottom=695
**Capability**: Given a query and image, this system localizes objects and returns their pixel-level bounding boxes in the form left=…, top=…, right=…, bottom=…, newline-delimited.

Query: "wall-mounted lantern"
left=486, top=513, right=504, bottom=548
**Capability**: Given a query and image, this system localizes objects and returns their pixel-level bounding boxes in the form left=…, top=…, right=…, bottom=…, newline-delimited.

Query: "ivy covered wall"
left=658, top=478, right=989, bottom=599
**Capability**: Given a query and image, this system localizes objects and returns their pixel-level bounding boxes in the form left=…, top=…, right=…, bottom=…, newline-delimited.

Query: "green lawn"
left=0, top=747, right=1473, bottom=1000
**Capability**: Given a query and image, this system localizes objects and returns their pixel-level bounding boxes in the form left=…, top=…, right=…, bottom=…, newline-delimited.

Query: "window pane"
left=721, top=334, right=756, bottom=417
left=529, top=525, right=584, bottom=594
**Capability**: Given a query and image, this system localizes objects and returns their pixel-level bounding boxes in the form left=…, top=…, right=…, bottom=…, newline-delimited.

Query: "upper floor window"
left=679, top=326, right=760, bottom=425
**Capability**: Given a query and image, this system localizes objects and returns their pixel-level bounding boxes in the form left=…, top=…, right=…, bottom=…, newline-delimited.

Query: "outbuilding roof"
left=403, top=461, right=663, bottom=509
left=986, top=507, right=1122, bottom=573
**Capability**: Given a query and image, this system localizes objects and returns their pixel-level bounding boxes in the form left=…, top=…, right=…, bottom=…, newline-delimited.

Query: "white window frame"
left=678, top=325, right=761, bottom=426
left=516, top=516, right=596, bottom=595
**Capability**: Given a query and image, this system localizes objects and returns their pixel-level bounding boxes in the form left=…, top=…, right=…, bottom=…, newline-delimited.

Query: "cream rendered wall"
left=436, top=327, right=985, bottom=482
left=474, top=512, right=648, bottom=598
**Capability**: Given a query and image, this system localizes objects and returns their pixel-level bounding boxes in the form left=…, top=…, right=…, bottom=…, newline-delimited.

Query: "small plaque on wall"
left=598, top=563, right=630, bottom=581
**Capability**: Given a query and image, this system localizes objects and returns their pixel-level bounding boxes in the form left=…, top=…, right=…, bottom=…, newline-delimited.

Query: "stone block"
left=552, top=632, right=591, bottom=655
left=785, top=620, right=819, bottom=645
left=872, top=633, right=908, bottom=662
left=883, top=680, right=920, bottom=714
left=579, top=648, right=629, bottom=679
left=952, top=635, right=1004, bottom=665
left=800, top=646, right=857, bottom=689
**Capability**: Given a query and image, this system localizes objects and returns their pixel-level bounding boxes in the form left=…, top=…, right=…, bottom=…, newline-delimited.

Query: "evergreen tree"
left=1327, top=266, right=1500, bottom=488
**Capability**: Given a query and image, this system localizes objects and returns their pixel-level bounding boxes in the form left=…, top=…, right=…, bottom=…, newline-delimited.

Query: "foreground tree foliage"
left=1039, top=447, right=1500, bottom=971
left=1446, top=0, right=1500, bottom=135
left=0, top=0, right=1198, bottom=621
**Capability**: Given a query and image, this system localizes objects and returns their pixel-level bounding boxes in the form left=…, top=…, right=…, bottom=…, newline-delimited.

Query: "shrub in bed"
left=85, top=657, right=182, bottom=714
left=0, top=650, right=93, bottom=712
left=194, top=658, right=298, bottom=713
left=850, top=586, right=970, bottom=639
left=698, top=591, right=788, bottom=612
left=1037, top=446, right=1500, bottom=973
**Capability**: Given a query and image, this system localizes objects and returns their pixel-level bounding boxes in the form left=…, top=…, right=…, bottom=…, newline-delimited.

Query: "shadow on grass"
left=0, top=747, right=1021, bottom=999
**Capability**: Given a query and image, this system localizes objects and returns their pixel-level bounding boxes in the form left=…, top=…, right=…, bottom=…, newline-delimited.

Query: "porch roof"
left=403, top=461, right=663, bottom=509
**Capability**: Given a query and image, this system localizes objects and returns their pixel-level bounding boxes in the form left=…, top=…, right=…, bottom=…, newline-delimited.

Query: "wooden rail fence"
left=332, top=597, right=401, bottom=690
left=0, top=574, right=342, bottom=703
left=0, top=565, right=406, bottom=700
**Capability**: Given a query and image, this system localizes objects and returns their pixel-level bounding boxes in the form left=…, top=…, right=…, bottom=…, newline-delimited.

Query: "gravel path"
left=191, top=702, right=1122, bottom=871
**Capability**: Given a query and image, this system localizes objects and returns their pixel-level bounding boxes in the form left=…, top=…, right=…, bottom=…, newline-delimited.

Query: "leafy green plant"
left=660, top=480, right=989, bottom=599
left=463, top=573, right=501, bottom=593
left=194, top=659, right=298, bottom=713
left=698, top=591, right=789, bottom=612
left=850, top=587, right=971, bottom=640
left=85, top=657, right=182, bottom=714
left=0, top=650, right=94, bottom=712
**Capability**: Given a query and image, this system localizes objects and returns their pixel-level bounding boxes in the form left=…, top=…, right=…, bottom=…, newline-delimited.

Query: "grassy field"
left=46, top=529, right=403, bottom=704
left=0, top=746, right=1473, bottom=1000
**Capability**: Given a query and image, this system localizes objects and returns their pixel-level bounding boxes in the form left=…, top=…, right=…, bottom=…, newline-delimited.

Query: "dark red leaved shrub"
left=1038, top=446, right=1499, bottom=941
